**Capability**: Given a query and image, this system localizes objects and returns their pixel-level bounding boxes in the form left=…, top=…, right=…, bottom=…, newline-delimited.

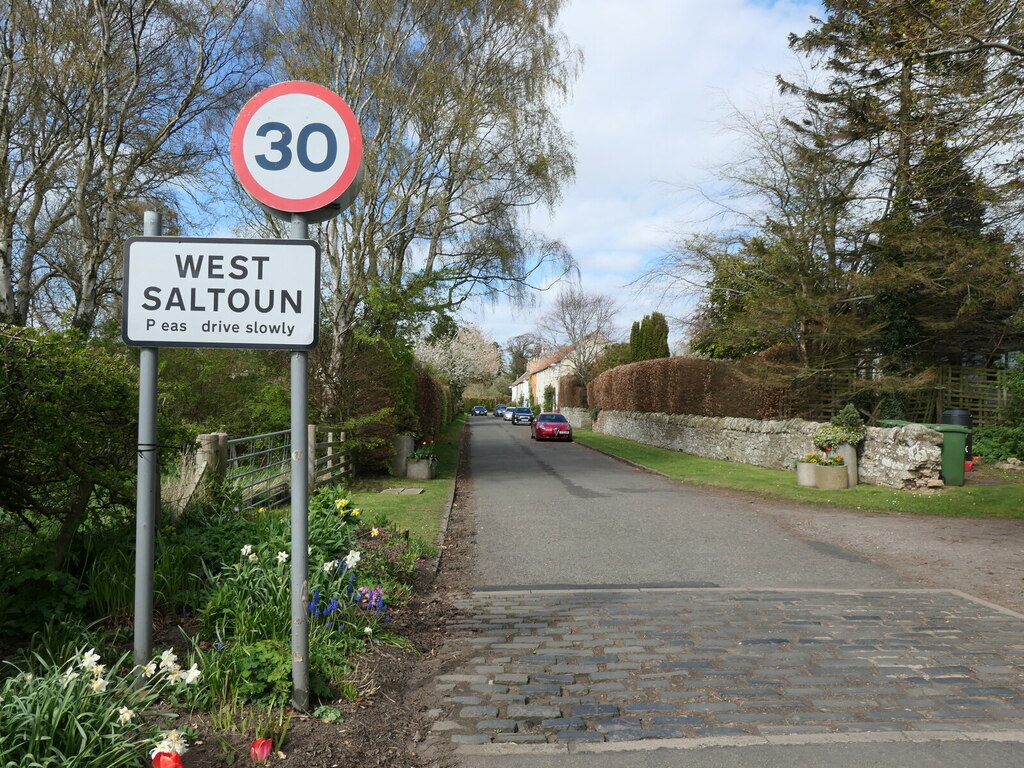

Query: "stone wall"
left=561, top=408, right=943, bottom=489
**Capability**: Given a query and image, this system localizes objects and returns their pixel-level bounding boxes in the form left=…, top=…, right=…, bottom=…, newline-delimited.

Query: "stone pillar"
left=196, top=432, right=228, bottom=479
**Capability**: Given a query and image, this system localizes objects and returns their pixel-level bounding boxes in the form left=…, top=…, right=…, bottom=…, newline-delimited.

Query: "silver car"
left=511, top=407, right=534, bottom=425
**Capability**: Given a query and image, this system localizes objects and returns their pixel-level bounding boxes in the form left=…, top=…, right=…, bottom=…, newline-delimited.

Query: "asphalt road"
left=466, top=415, right=902, bottom=590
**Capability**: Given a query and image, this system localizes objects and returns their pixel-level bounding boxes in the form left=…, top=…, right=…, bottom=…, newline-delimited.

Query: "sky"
left=465, top=0, right=821, bottom=351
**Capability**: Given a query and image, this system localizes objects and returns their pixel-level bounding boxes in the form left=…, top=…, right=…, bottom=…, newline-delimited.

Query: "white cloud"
left=470, top=0, right=819, bottom=347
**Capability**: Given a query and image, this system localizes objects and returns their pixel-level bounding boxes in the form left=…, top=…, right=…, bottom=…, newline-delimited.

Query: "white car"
left=503, top=408, right=515, bottom=421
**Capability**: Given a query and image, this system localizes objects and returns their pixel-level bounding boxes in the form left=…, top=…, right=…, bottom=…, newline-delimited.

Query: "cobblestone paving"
left=428, top=589, right=1024, bottom=746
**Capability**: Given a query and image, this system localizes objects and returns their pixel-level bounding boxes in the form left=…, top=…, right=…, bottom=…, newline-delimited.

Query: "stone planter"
left=815, top=464, right=849, bottom=490
left=795, top=461, right=817, bottom=487
left=834, top=442, right=858, bottom=487
left=405, top=459, right=436, bottom=480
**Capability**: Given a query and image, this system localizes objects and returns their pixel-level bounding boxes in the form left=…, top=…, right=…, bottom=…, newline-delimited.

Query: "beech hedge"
left=586, top=357, right=794, bottom=419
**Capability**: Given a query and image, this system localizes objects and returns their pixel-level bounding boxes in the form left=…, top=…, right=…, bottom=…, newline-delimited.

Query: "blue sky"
left=465, top=0, right=822, bottom=350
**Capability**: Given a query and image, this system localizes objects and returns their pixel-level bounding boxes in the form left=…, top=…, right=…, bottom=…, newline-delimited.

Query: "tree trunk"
left=52, top=480, right=94, bottom=571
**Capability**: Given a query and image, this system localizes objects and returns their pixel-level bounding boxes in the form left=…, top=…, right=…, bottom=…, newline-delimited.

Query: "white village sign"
left=122, top=236, right=320, bottom=349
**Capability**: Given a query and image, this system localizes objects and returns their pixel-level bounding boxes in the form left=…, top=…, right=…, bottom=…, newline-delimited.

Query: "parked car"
left=511, top=407, right=534, bottom=425
left=503, top=407, right=515, bottom=421
left=531, top=412, right=573, bottom=441
left=471, top=405, right=487, bottom=416
left=494, top=405, right=508, bottom=418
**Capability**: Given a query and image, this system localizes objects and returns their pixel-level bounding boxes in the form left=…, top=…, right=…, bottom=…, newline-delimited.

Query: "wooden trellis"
left=798, top=365, right=1010, bottom=427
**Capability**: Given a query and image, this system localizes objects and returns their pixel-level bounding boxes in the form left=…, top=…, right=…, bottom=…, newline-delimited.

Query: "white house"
left=509, top=333, right=610, bottom=409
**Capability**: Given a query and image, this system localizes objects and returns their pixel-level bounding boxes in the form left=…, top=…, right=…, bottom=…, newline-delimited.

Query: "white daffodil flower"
left=80, top=648, right=100, bottom=671
left=343, top=550, right=361, bottom=570
left=322, top=560, right=337, bottom=572
left=183, top=664, right=201, bottom=685
left=89, top=676, right=108, bottom=693
left=159, top=649, right=177, bottom=670
left=276, top=551, right=288, bottom=564
left=241, top=544, right=253, bottom=556
left=118, top=706, right=135, bottom=725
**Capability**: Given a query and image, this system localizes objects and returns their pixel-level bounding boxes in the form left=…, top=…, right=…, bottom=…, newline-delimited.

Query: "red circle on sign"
left=230, top=81, right=363, bottom=213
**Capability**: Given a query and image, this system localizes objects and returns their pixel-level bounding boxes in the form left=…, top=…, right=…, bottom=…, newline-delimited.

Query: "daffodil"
left=89, top=676, right=108, bottom=692
left=159, top=649, right=178, bottom=671
left=370, top=527, right=381, bottom=537
left=276, top=551, right=288, bottom=564
left=182, top=664, right=201, bottom=685
left=80, top=648, right=100, bottom=671
left=118, top=706, right=135, bottom=724
left=240, top=544, right=253, bottom=557
left=343, top=550, right=361, bottom=570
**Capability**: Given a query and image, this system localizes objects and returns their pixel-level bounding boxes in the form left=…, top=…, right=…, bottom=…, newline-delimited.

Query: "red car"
left=531, top=412, right=573, bottom=441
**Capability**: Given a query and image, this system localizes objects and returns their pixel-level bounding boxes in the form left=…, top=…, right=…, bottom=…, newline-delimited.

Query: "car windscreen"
left=538, top=414, right=567, bottom=422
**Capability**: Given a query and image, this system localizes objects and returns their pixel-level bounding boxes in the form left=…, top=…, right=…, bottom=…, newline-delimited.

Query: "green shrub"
left=812, top=423, right=865, bottom=451
left=543, top=384, right=556, bottom=411
left=974, top=424, right=1024, bottom=461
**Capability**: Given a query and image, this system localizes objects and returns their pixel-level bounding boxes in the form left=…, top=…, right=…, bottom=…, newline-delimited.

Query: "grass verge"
left=343, top=415, right=465, bottom=542
left=572, top=429, right=1024, bottom=519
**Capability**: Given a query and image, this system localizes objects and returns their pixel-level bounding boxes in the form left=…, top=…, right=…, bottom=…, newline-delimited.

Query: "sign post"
left=127, top=82, right=361, bottom=709
left=133, top=211, right=161, bottom=677
left=231, top=81, right=363, bottom=711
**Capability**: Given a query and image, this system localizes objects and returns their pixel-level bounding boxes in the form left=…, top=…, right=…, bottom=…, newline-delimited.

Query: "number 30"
left=255, top=121, right=338, bottom=173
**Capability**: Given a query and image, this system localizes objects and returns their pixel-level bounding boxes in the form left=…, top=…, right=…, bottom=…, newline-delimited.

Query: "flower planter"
left=795, top=461, right=817, bottom=487
left=405, top=459, right=436, bottom=480
left=814, top=464, right=848, bottom=490
left=835, top=442, right=858, bottom=487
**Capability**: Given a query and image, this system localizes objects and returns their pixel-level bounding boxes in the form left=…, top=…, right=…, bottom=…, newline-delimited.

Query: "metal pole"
left=289, top=214, right=310, bottom=711
left=133, top=211, right=161, bottom=671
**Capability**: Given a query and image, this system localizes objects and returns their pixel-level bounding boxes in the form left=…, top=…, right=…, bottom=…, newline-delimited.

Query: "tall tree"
left=265, top=0, right=579, bottom=417
left=0, top=0, right=263, bottom=332
left=784, top=0, right=1024, bottom=373
left=505, top=332, right=543, bottom=378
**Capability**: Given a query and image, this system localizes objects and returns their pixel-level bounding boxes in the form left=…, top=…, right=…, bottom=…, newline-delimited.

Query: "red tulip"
left=250, top=738, right=273, bottom=764
left=152, top=753, right=183, bottom=768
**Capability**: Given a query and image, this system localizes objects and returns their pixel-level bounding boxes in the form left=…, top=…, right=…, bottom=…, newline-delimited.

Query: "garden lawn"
left=572, top=430, right=1024, bottom=519
left=344, top=415, right=465, bottom=542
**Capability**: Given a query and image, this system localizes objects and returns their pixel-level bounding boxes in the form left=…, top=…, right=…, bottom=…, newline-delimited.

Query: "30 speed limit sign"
left=231, top=81, right=362, bottom=217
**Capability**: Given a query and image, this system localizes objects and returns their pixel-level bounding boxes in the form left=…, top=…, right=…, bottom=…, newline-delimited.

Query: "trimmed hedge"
left=558, top=375, right=587, bottom=408
left=414, top=368, right=452, bottom=439
left=587, top=357, right=792, bottom=419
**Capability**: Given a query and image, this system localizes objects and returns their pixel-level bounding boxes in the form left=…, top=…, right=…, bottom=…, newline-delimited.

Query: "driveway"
left=422, top=417, right=1024, bottom=765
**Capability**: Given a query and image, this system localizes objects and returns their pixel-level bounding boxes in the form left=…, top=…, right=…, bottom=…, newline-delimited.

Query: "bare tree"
left=504, top=332, right=543, bottom=378
left=0, top=0, right=264, bottom=332
left=537, top=287, right=617, bottom=383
